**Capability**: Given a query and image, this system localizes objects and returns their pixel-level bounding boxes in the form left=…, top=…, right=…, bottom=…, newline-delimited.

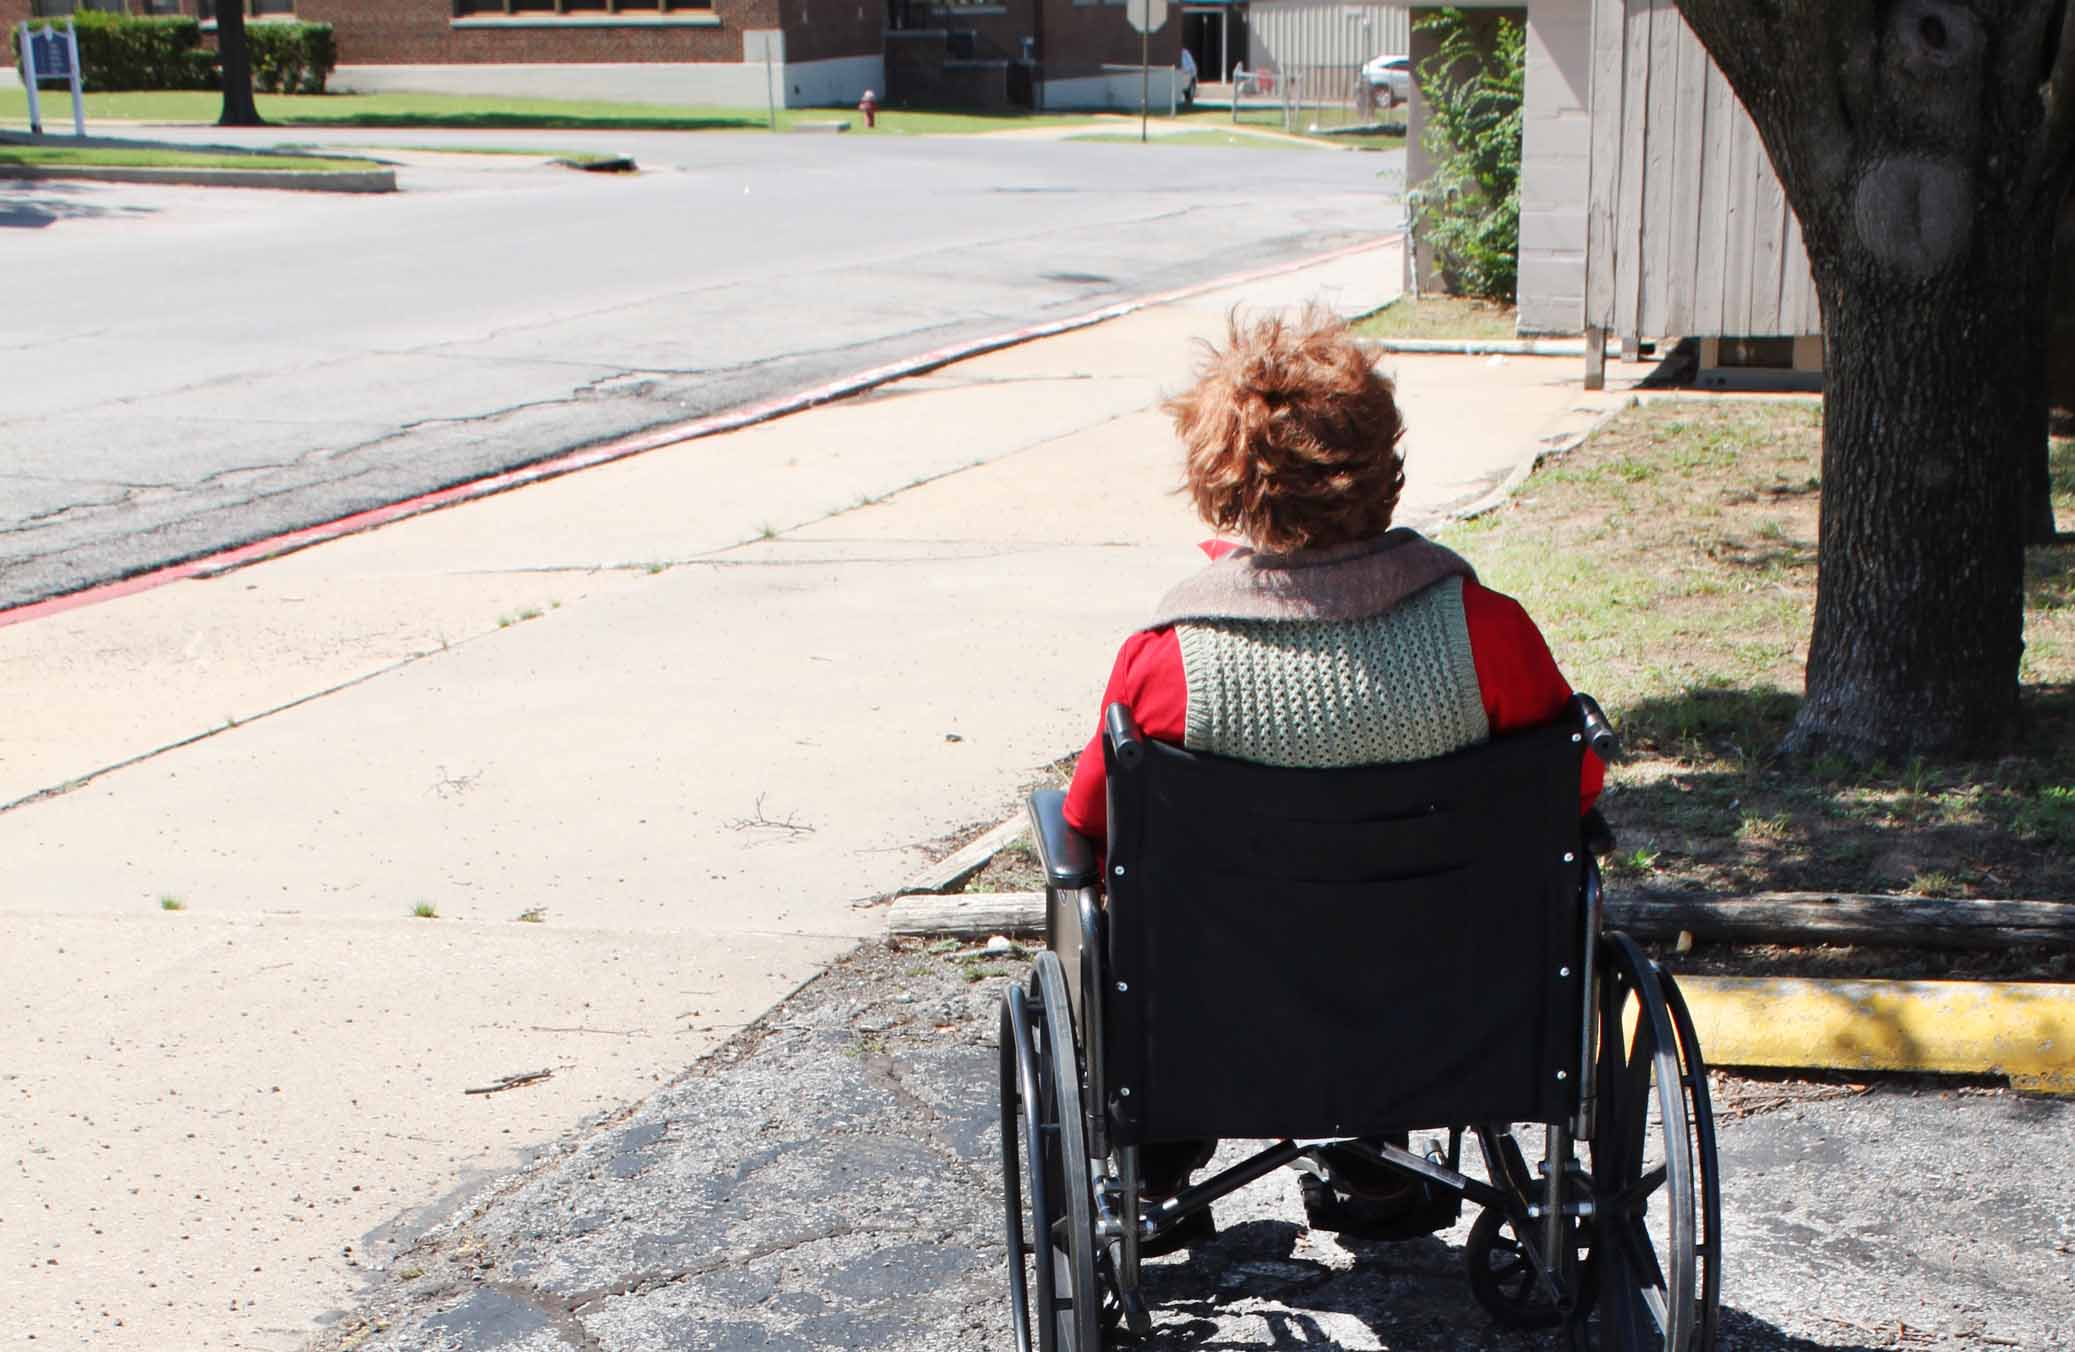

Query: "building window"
left=29, top=1, right=130, bottom=16
left=452, top=0, right=713, bottom=13
left=195, top=1, right=301, bottom=16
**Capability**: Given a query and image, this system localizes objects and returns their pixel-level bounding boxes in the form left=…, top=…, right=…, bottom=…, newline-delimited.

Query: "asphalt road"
left=0, top=130, right=1404, bottom=609
left=326, top=939, right=2075, bottom=1352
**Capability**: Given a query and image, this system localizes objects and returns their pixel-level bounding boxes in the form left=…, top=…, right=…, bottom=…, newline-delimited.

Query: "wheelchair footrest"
left=1298, top=1172, right=1461, bottom=1241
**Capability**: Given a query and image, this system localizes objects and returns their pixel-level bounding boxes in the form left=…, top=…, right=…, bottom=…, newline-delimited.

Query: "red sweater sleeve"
left=1062, top=628, right=1187, bottom=842
left=1462, top=580, right=1605, bottom=813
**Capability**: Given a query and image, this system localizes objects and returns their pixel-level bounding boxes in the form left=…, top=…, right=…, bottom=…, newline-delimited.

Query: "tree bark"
left=216, top=1, right=263, bottom=128
left=1673, top=0, right=2075, bottom=759
left=1792, top=215, right=2041, bottom=758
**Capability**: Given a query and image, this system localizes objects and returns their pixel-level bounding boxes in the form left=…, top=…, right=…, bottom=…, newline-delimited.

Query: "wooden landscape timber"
left=1614, top=892, right=2075, bottom=951
left=888, top=887, right=2075, bottom=949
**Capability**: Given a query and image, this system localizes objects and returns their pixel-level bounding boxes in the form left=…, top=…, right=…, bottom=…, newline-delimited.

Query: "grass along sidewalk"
left=1353, top=294, right=1523, bottom=341
left=1067, top=128, right=1334, bottom=150
left=0, top=143, right=373, bottom=172
left=0, top=89, right=1122, bottom=135
left=0, top=91, right=1406, bottom=146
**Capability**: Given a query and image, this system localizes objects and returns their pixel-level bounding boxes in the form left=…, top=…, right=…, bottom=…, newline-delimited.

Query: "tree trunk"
left=1784, top=207, right=2046, bottom=760
left=216, top=2, right=263, bottom=128
left=1669, top=0, right=2075, bottom=761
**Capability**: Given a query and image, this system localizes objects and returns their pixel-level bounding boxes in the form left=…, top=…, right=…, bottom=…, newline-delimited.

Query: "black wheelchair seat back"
left=1100, top=710, right=1588, bottom=1146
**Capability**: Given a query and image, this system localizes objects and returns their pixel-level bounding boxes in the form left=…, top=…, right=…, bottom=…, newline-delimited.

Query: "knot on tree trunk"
left=1853, top=157, right=1973, bottom=278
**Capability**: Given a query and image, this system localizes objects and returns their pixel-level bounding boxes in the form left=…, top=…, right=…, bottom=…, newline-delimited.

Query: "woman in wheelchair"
left=1062, top=309, right=1603, bottom=1237
left=1003, top=309, right=1720, bottom=1351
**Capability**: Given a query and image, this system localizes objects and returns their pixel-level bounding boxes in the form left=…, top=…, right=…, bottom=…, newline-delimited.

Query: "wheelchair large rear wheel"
left=1007, top=953, right=1102, bottom=1351
left=1000, top=982, right=1052, bottom=1352
left=1593, top=933, right=1720, bottom=1352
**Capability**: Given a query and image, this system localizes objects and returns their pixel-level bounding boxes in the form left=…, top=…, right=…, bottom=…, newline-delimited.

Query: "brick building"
left=886, top=0, right=1180, bottom=111
left=6, top=0, right=1180, bottom=109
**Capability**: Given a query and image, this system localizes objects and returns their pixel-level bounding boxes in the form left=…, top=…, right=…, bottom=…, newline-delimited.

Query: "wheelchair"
left=998, top=696, right=1721, bottom=1350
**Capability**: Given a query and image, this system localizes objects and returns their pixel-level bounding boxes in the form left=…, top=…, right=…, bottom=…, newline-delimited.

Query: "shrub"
left=10, top=12, right=216, bottom=92
left=1411, top=7, right=1525, bottom=302
left=247, top=21, right=336, bottom=96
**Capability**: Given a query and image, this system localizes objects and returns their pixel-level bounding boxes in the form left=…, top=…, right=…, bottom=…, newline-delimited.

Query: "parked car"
left=1362, top=53, right=1411, bottom=108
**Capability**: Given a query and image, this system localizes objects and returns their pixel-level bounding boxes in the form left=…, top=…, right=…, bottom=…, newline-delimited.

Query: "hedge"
left=247, top=21, right=336, bottom=96
left=11, top=13, right=213, bottom=92
left=8, top=14, right=335, bottom=95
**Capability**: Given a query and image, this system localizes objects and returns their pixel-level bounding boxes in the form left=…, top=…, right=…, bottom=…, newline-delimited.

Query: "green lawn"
left=0, top=143, right=373, bottom=172
left=1068, top=129, right=1332, bottom=150
left=0, top=89, right=1119, bottom=135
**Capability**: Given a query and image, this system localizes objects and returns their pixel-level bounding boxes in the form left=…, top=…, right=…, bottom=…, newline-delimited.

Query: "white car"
left=1362, top=53, right=1411, bottom=107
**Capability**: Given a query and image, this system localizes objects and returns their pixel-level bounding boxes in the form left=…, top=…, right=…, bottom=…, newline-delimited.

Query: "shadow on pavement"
left=1133, top=1227, right=1889, bottom=1351
left=0, top=181, right=161, bottom=229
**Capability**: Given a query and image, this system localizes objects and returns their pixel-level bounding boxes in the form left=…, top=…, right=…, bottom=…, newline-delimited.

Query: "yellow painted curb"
left=1678, top=977, right=2075, bottom=1094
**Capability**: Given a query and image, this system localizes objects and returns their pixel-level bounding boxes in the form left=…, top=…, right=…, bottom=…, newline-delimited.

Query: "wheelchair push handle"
left=1574, top=693, right=1620, bottom=762
left=1104, top=702, right=1146, bottom=769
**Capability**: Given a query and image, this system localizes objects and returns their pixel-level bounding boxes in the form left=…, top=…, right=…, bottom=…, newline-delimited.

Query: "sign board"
left=28, top=27, right=72, bottom=80
left=18, top=21, right=86, bottom=138
left=1125, top=0, right=1169, bottom=35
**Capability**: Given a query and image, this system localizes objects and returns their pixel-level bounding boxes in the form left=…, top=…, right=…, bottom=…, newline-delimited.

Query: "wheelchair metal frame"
left=1048, top=850, right=1608, bottom=1327
left=1000, top=697, right=1721, bottom=1351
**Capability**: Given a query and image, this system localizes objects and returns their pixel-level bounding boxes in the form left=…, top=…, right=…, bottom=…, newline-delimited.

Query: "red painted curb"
left=1, top=232, right=1402, bottom=631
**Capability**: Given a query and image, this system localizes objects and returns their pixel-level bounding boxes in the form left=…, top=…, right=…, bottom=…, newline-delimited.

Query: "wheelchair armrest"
left=1027, top=789, right=1100, bottom=890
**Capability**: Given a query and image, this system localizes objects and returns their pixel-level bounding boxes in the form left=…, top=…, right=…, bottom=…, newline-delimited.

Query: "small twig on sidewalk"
left=725, top=793, right=814, bottom=835
left=464, top=1068, right=554, bottom=1096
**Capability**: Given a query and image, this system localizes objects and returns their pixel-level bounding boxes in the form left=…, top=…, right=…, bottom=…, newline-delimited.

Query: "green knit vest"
left=1176, top=576, right=1489, bottom=768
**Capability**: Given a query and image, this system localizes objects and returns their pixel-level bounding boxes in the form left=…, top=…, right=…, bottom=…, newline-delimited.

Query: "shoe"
left=1137, top=1203, right=1216, bottom=1258
left=1299, top=1170, right=1460, bottom=1241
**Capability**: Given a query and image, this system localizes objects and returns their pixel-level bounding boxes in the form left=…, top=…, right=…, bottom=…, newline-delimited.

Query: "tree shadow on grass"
left=1603, top=684, right=2075, bottom=898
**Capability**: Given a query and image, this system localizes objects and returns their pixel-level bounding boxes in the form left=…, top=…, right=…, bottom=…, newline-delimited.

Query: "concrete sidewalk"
left=0, top=240, right=1647, bottom=1349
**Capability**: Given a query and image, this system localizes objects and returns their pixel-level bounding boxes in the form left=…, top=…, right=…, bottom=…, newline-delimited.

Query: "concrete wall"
left=1516, top=0, right=1589, bottom=334
left=332, top=52, right=884, bottom=108
left=1042, top=65, right=1181, bottom=108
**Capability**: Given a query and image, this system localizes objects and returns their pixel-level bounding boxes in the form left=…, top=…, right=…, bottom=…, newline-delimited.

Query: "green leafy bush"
left=1411, top=7, right=1524, bottom=302
left=247, top=21, right=336, bottom=95
left=10, top=12, right=215, bottom=92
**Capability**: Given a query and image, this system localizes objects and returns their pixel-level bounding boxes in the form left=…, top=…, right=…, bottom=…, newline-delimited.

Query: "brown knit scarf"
left=1146, top=528, right=1478, bottom=629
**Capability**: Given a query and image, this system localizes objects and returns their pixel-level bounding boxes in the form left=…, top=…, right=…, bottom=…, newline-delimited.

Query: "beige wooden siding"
left=1583, top=0, right=1819, bottom=341
left=1247, top=1, right=1410, bottom=82
left=1516, top=0, right=1592, bottom=334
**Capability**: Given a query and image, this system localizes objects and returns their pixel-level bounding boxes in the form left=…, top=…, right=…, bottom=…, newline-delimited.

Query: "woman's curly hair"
left=1165, top=307, right=1406, bottom=554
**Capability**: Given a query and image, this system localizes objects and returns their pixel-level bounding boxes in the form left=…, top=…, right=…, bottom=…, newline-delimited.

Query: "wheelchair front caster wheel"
left=1464, top=1201, right=1596, bottom=1330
